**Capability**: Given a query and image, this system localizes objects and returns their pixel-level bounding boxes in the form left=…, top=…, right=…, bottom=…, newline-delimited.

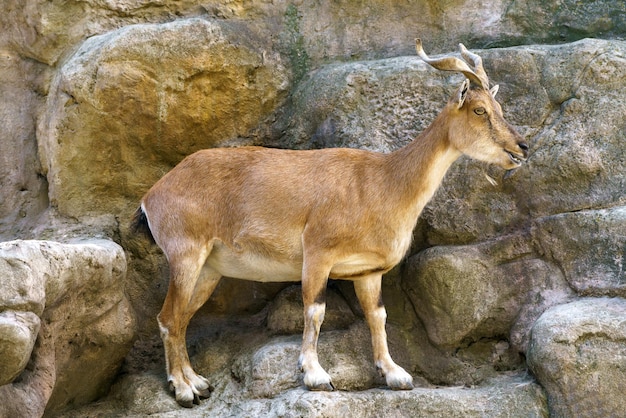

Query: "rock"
left=231, top=336, right=303, bottom=398
left=0, top=51, right=48, bottom=239
left=404, top=234, right=574, bottom=352
left=495, top=1, right=625, bottom=46
left=266, top=285, right=356, bottom=334
left=0, top=247, right=46, bottom=315
left=0, top=310, right=40, bottom=386
left=62, top=370, right=548, bottom=417
left=210, top=0, right=626, bottom=64
left=527, top=298, right=626, bottom=417
left=0, top=239, right=136, bottom=415
left=515, top=40, right=626, bottom=218
left=4, top=0, right=625, bottom=67
left=38, top=17, right=290, bottom=219
left=106, top=372, right=182, bottom=415
left=532, top=206, right=626, bottom=297
left=232, top=323, right=382, bottom=398
left=0, top=323, right=56, bottom=418
left=272, top=55, right=449, bottom=152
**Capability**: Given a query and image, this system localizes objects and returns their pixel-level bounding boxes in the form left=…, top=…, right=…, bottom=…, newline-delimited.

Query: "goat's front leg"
left=158, top=258, right=220, bottom=407
left=354, top=274, right=414, bottom=390
left=298, top=259, right=334, bottom=391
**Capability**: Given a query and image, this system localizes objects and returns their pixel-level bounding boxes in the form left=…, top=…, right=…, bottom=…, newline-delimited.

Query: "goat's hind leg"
left=354, top=274, right=414, bottom=390
left=158, top=253, right=221, bottom=407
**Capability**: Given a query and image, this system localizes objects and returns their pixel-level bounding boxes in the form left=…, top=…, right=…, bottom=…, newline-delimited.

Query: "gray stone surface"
left=64, top=320, right=548, bottom=417
left=527, top=298, right=626, bottom=417
left=405, top=234, right=575, bottom=352
left=0, top=311, right=40, bottom=386
left=532, top=207, right=626, bottom=297
left=266, top=285, right=356, bottom=335
left=0, top=240, right=135, bottom=415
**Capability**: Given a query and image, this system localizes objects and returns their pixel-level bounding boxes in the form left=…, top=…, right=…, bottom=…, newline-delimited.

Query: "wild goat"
left=131, top=39, right=528, bottom=407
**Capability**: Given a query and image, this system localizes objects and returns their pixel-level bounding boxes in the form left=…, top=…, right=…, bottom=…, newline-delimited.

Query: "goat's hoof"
left=303, top=367, right=335, bottom=391
left=169, top=376, right=213, bottom=408
left=175, top=387, right=212, bottom=408
left=385, top=367, right=414, bottom=390
left=308, top=381, right=335, bottom=391
left=172, top=386, right=195, bottom=408
left=388, top=376, right=414, bottom=390
left=390, top=380, right=414, bottom=390
left=196, top=385, right=214, bottom=399
left=176, top=395, right=195, bottom=409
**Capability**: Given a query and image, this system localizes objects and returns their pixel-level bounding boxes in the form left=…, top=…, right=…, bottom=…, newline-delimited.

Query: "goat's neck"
left=385, top=115, right=461, bottom=219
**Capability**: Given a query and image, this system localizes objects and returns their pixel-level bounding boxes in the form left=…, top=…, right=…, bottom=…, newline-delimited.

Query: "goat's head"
left=416, top=39, right=529, bottom=170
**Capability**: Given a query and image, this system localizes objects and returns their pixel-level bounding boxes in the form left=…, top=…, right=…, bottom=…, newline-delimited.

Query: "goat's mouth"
left=505, top=150, right=526, bottom=167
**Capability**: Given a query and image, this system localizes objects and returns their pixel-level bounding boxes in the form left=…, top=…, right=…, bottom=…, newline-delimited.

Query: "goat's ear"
left=490, top=84, right=499, bottom=98
left=456, top=79, right=470, bottom=109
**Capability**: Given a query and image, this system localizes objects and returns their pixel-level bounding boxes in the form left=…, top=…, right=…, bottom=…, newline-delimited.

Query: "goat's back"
left=139, top=146, right=389, bottom=259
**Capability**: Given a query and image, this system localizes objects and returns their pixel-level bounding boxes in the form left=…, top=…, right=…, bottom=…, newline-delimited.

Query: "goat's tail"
left=130, top=205, right=156, bottom=244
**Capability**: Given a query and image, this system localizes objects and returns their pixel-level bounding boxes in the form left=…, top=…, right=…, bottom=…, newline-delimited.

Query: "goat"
left=131, top=39, right=529, bottom=407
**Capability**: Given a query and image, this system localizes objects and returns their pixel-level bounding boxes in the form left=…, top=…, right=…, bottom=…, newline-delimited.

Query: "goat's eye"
left=474, top=107, right=486, bottom=115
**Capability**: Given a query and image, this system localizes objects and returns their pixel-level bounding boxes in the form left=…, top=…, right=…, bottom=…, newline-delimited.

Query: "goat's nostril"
left=518, top=142, right=529, bottom=157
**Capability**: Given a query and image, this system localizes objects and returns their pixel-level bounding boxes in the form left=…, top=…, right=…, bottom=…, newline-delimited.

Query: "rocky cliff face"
left=0, top=1, right=625, bottom=417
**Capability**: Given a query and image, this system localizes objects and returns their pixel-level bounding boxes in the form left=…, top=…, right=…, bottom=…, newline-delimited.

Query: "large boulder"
left=270, top=54, right=451, bottom=151
left=38, top=17, right=290, bottom=219
left=527, top=298, right=626, bottom=417
left=0, top=239, right=135, bottom=415
left=403, top=206, right=625, bottom=354
left=404, top=234, right=575, bottom=353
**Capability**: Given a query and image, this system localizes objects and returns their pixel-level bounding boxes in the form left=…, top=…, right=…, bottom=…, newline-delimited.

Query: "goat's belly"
left=329, top=253, right=395, bottom=279
left=206, top=245, right=302, bottom=282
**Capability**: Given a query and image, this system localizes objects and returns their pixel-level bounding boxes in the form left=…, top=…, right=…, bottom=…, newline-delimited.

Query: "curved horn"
left=458, top=43, right=489, bottom=90
left=415, top=39, right=489, bottom=90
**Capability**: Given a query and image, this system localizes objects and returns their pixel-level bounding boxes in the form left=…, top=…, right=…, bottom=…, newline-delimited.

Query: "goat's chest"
left=389, top=229, right=414, bottom=262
